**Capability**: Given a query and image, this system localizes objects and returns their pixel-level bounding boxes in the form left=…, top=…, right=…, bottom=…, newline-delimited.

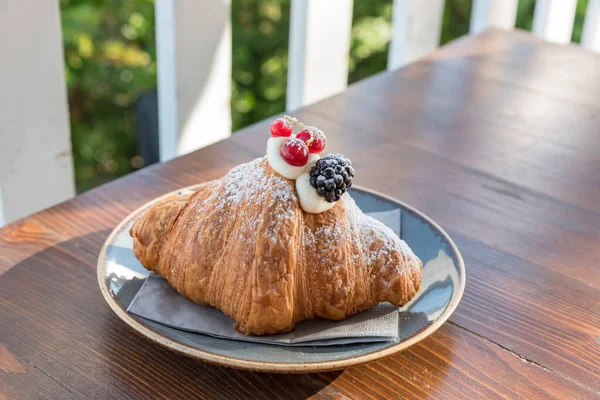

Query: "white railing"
left=1, top=0, right=600, bottom=226
left=0, top=0, right=75, bottom=227
left=470, top=0, right=519, bottom=34
left=287, top=0, right=353, bottom=111
left=156, top=0, right=232, bottom=161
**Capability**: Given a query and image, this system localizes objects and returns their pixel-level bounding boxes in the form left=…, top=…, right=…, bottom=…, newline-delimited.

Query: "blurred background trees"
left=60, top=0, right=590, bottom=193
left=62, top=0, right=156, bottom=191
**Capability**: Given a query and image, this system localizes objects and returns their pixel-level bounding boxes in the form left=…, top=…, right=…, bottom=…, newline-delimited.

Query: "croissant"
left=131, top=157, right=422, bottom=335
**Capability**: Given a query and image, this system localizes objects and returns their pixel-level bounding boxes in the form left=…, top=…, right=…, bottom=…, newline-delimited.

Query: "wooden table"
left=1, top=29, right=599, bottom=399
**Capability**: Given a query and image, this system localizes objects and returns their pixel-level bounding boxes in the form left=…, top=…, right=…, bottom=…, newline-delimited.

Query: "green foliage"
left=62, top=0, right=589, bottom=193
left=61, top=0, right=156, bottom=192
left=231, top=0, right=291, bottom=131
left=516, top=0, right=536, bottom=31
left=348, top=1, right=392, bottom=83
left=441, top=0, right=472, bottom=45
left=516, top=0, right=588, bottom=42
left=573, top=0, right=591, bottom=43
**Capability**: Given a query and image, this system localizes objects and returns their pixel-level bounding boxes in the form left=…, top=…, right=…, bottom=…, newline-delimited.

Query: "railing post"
left=286, top=0, right=354, bottom=111
left=0, top=186, right=5, bottom=227
left=155, top=0, right=232, bottom=161
left=532, top=0, right=578, bottom=44
left=155, top=0, right=179, bottom=161
left=470, top=0, right=518, bottom=35
left=388, top=0, right=446, bottom=69
left=0, top=0, right=75, bottom=225
left=582, top=0, right=600, bottom=51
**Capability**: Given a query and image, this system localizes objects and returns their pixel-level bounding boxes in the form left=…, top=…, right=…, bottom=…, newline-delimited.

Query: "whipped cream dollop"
left=296, top=172, right=336, bottom=214
left=267, top=137, right=319, bottom=180
left=266, top=116, right=351, bottom=215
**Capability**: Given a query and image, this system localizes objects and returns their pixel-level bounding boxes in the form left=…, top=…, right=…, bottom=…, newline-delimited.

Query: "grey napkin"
left=127, top=209, right=401, bottom=346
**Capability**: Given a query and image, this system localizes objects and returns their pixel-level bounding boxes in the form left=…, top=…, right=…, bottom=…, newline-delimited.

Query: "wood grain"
left=2, top=30, right=600, bottom=399
left=297, top=69, right=600, bottom=387
left=0, top=220, right=65, bottom=274
left=1, top=236, right=596, bottom=399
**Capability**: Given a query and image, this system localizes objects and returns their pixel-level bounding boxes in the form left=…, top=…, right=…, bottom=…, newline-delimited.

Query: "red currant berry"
left=297, top=127, right=326, bottom=154
left=270, top=118, right=293, bottom=137
left=280, top=138, right=309, bottom=166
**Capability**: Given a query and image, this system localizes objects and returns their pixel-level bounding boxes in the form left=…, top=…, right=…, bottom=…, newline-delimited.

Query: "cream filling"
left=266, top=137, right=307, bottom=180
left=267, top=137, right=331, bottom=213
left=296, top=172, right=335, bottom=214
left=267, top=137, right=320, bottom=180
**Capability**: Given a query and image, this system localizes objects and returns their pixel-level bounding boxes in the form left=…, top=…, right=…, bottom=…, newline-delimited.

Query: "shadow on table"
left=1, top=229, right=455, bottom=398
left=1, top=230, right=345, bottom=399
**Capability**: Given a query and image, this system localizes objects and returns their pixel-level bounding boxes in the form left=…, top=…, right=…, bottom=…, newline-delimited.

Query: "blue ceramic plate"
left=97, top=185, right=465, bottom=373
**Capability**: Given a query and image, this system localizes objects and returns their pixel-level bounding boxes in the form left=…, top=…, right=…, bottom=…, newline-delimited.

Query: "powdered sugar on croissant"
left=130, top=157, right=422, bottom=335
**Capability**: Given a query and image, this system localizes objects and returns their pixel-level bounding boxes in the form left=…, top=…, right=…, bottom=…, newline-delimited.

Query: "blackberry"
left=309, top=154, right=355, bottom=202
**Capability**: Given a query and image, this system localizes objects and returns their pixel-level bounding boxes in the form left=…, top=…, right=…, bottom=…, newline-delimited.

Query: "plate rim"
left=97, top=184, right=465, bottom=373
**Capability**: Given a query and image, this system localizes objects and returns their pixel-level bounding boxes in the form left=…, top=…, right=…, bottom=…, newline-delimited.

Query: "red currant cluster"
left=270, top=117, right=326, bottom=167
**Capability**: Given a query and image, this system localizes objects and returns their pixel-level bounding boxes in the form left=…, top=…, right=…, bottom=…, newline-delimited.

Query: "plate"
left=97, top=185, right=465, bottom=373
